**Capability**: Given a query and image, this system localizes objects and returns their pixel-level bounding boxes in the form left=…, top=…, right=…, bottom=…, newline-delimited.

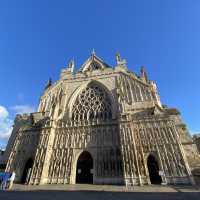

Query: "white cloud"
left=0, top=105, right=9, bottom=120
left=0, top=127, right=12, bottom=139
left=0, top=105, right=13, bottom=141
left=10, top=105, right=35, bottom=114
left=189, top=130, right=200, bottom=136
left=0, top=104, right=35, bottom=149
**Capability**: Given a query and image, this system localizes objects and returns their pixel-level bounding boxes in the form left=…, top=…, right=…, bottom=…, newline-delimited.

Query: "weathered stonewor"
left=4, top=52, right=200, bottom=185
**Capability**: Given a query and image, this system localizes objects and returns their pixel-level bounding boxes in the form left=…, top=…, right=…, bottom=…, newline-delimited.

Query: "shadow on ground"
left=0, top=190, right=200, bottom=200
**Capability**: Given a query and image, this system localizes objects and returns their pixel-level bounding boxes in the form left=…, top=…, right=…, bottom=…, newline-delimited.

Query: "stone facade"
left=4, top=53, right=200, bottom=185
left=0, top=149, right=4, bottom=163
left=193, top=134, right=200, bottom=154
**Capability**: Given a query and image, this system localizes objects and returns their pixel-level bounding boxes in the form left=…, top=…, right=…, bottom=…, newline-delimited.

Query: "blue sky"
left=0, top=0, right=200, bottom=148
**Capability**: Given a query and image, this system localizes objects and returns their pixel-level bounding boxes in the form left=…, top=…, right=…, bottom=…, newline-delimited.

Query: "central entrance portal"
left=76, top=151, right=93, bottom=184
left=147, top=155, right=162, bottom=184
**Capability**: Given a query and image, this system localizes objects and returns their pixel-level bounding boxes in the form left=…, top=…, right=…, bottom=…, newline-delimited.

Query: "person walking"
left=1, top=172, right=10, bottom=190
left=8, top=171, right=15, bottom=190
left=0, top=172, right=3, bottom=187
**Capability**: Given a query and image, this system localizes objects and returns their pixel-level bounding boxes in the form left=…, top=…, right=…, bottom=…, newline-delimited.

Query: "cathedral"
left=4, top=52, right=200, bottom=186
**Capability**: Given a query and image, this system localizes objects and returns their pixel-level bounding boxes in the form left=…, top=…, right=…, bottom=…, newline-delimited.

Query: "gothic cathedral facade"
left=4, top=53, right=198, bottom=185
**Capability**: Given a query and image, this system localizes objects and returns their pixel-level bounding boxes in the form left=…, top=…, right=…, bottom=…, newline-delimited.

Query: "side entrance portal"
left=76, top=151, right=93, bottom=184
left=147, top=155, right=162, bottom=184
left=21, top=158, right=33, bottom=184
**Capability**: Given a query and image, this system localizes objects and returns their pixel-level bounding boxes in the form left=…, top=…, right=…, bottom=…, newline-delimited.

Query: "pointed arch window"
left=72, top=84, right=112, bottom=122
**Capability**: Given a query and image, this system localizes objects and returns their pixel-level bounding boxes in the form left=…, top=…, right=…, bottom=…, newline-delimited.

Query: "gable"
left=79, top=53, right=111, bottom=72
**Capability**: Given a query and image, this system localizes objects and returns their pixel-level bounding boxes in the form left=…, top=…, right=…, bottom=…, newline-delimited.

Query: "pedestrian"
left=1, top=172, right=10, bottom=190
left=8, top=171, right=15, bottom=190
left=0, top=172, right=3, bottom=186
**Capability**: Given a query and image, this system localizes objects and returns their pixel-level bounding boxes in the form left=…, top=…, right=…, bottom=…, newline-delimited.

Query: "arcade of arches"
left=5, top=53, right=198, bottom=186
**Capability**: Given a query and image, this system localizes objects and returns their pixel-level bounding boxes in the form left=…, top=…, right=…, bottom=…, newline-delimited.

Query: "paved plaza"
left=0, top=184, right=200, bottom=200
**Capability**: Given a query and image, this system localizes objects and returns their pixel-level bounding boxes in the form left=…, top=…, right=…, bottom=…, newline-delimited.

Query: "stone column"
left=171, top=122, right=195, bottom=185
left=129, top=121, right=142, bottom=185
left=38, top=121, right=57, bottom=184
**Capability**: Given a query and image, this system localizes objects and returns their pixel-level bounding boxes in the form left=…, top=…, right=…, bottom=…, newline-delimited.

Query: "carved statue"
left=45, top=78, right=52, bottom=90
left=115, top=52, right=127, bottom=70
left=116, top=52, right=121, bottom=63
left=140, top=66, right=148, bottom=82
left=66, top=59, right=75, bottom=73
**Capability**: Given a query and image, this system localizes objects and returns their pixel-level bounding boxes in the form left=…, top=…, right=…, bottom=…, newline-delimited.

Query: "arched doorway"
left=147, top=155, right=162, bottom=184
left=76, top=151, right=93, bottom=184
left=21, top=158, right=33, bottom=184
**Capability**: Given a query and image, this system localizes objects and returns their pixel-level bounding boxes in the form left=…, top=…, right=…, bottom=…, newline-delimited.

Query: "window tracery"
left=72, top=84, right=112, bottom=122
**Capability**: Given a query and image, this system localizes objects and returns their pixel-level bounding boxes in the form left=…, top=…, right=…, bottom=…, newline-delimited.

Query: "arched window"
left=72, top=84, right=112, bottom=122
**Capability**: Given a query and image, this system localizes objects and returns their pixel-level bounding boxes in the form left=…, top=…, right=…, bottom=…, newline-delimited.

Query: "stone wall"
left=4, top=53, right=199, bottom=185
